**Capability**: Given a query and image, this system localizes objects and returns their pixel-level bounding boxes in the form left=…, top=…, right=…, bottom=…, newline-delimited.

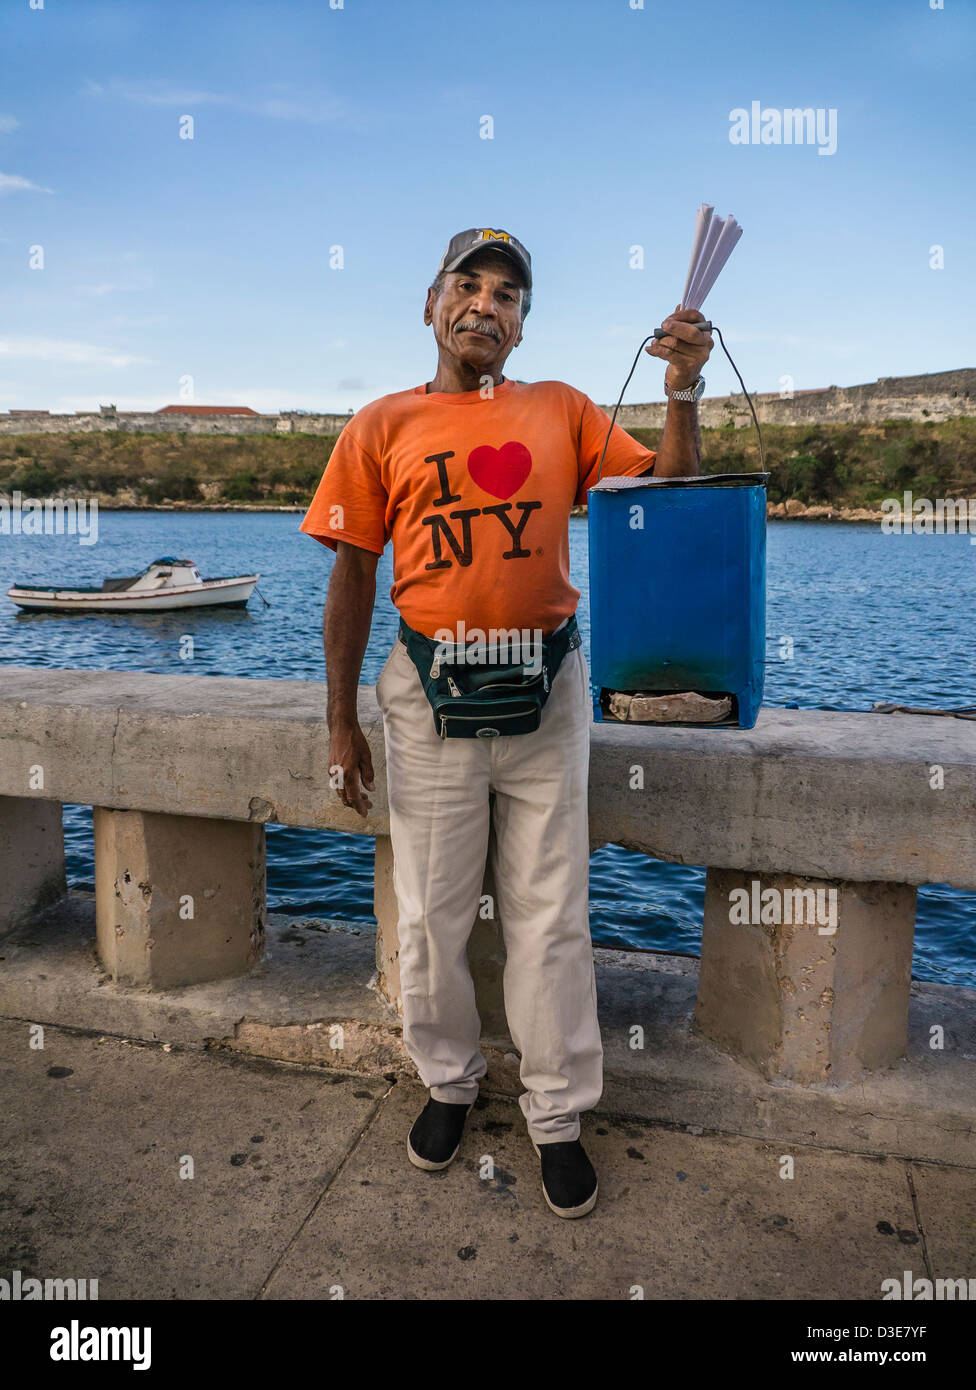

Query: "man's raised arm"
left=641, top=307, right=713, bottom=478
left=324, top=539, right=380, bottom=818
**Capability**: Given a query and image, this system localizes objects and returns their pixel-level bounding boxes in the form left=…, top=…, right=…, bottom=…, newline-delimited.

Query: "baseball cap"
left=436, top=227, right=532, bottom=301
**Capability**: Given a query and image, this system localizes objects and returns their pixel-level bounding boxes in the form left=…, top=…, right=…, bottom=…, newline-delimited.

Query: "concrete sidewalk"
left=1, top=1016, right=973, bottom=1301
left=3, top=894, right=975, bottom=1166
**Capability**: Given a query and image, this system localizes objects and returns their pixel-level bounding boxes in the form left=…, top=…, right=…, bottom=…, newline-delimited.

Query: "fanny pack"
left=398, top=614, right=581, bottom=739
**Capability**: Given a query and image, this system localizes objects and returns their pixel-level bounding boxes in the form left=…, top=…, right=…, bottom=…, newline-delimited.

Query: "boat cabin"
left=102, top=558, right=203, bottom=593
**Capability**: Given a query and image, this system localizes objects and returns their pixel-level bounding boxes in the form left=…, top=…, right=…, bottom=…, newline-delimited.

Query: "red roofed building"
left=156, top=404, right=260, bottom=416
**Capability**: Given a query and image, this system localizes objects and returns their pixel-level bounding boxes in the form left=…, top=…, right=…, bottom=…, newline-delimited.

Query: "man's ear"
left=423, top=287, right=435, bottom=325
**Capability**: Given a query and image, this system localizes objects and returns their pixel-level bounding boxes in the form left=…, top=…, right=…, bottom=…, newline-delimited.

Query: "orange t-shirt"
left=299, top=377, right=655, bottom=637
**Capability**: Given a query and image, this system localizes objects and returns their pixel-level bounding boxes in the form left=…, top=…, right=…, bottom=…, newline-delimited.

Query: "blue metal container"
left=587, top=473, right=768, bottom=729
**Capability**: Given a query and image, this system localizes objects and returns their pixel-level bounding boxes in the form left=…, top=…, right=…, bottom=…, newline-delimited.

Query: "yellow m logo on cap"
left=478, top=229, right=511, bottom=242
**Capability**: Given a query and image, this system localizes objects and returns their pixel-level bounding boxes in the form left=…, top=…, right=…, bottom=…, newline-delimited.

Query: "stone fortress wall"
left=614, top=367, right=976, bottom=430
left=1, top=368, right=974, bottom=438
left=0, top=407, right=354, bottom=437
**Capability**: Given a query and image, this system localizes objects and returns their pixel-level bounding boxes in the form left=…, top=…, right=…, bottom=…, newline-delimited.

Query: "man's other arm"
left=324, top=540, right=380, bottom=818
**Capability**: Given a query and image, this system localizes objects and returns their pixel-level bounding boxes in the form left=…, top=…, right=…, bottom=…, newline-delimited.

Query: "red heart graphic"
left=466, top=441, right=532, bottom=500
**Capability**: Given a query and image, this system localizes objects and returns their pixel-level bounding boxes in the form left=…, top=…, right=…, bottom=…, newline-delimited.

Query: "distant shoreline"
left=52, top=500, right=895, bottom=523
left=3, top=415, right=973, bottom=519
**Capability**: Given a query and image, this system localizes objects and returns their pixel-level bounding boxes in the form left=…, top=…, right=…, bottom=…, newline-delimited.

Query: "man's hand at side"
left=329, top=718, right=375, bottom=818
left=324, top=540, right=380, bottom=818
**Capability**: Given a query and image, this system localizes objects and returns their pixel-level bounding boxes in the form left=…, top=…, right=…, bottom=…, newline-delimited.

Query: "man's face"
left=424, top=249, right=525, bottom=373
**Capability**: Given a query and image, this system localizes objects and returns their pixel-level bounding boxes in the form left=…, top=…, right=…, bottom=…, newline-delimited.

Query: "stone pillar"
left=695, top=868, right=916, bottom=1085
left=94, top=808, right=265, bottom=990
left=0, top=796, right=66, bottom=935
left=373, top=831, right=510, bottom=1040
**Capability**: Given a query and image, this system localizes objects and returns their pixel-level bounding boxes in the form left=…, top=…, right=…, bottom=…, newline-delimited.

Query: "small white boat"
left=7, top=557, right=260, bottom=613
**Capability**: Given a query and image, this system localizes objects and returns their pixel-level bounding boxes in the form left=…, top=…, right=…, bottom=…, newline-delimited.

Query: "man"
left=300, top=227, right=711, bottom=1218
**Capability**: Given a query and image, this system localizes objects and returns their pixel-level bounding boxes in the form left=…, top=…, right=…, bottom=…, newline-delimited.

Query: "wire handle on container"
left=595, top=322, right=765, bottom=484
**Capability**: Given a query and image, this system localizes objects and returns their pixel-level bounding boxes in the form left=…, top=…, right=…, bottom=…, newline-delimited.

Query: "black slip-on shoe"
left=532, top=1137, right=599, bottom=1218
left=406, top=1098, right=473, bottom=1171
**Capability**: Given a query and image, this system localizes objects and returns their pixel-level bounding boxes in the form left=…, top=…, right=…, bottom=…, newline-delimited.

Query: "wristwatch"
left=665, top=375, right=706, bottom=403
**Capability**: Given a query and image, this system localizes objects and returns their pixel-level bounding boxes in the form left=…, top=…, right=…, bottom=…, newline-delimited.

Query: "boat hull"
left=8, top=577, right=259, bottom=613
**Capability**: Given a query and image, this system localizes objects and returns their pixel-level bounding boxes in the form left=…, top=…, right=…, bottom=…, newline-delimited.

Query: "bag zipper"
left=439, top=708, right=535, bottom=738
left=474, top=674, right=542, bottom=692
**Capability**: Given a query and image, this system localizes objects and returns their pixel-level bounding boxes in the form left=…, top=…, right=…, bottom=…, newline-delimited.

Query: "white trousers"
left=375, top=634, right=603, bottom=1144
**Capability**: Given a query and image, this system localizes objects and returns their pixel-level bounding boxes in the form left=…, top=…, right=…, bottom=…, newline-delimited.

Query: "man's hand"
left=645, top=306, right=713, bottom=391
left=329, top=718, right=375, bottom=818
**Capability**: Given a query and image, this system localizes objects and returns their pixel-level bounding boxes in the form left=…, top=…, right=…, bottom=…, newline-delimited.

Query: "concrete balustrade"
left=1, top=666, right=975, bottom=1087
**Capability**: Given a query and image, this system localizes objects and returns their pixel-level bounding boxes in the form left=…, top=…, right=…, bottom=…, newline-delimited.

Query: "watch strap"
left=665, top=375, right=705, bottom=403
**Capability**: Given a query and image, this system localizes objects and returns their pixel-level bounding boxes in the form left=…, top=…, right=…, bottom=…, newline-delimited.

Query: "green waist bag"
left=398, top=614, right=581, bottom=739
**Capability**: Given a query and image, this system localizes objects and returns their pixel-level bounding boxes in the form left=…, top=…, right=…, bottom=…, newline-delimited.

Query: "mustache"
left=455, top=317, right=501, bottom=341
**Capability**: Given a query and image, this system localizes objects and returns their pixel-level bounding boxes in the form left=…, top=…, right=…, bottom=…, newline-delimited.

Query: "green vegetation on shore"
left=1, top=418, right=974, bottom=509
left=629, top=417, right=976, bottom=508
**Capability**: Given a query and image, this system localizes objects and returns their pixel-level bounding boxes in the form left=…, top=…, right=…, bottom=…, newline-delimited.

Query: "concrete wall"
left=1, top=665, right=974, bottom=890
left=2, top=666, right=974, bottom=1085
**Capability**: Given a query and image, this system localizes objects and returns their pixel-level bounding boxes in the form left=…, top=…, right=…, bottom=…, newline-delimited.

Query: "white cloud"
left=52, top=394, right=165, bottom=413
left=0, top=337, right=151, bottom=368
left=12, top=384, right=367, bottom=415
left=82, top=78, right=231, bottom=107
left=76, top=279, right=152, bottom=297
left=207, top=387, right=346, bottom=413
left=109, top=313, right=168, bottom=327
left=0, top=115, right=20, bottom=134
left=83, top=77, right=353, bottom=125
left=251, top=96, right=346, bottom=124
left=48, top=388, right=352, bottom=414
left=0, top=172, right=53, bottom=197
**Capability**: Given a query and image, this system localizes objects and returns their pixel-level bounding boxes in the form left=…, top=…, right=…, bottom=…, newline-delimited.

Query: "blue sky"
left=1, top=0, right=973, bottom=415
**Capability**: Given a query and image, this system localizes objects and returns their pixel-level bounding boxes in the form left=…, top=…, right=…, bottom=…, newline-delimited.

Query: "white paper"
left=685, top=213, right=724, bottom=307
left=679, top=203, right=713, bottom=311
left=690, top=217, right=742, bottom=308
left=679, top=204, right=742, bottom=312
